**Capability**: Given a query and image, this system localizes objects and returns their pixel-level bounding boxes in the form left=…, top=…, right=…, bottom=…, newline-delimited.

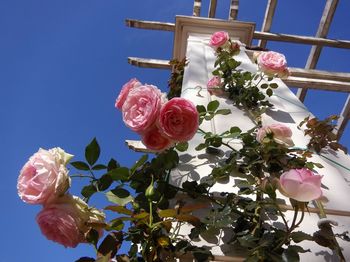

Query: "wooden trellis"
left=125, top=0, right=350, bottom=141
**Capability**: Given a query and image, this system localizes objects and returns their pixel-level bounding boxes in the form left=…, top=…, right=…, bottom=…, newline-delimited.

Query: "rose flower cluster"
left=17, top=147, right=105, bottom=248
left=115, top=79, right=199, bottom=152
left=256, top=123, right=323, bottom=202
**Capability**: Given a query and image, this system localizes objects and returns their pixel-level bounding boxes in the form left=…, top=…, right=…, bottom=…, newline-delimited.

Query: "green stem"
left=70, top=174, right=95, bottom=179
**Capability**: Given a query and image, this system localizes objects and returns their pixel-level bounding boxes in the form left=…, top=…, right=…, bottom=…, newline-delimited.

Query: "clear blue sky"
left=1, top=1, right=349, bottom=261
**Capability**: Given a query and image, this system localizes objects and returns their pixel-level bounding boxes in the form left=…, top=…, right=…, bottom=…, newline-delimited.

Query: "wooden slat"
left=193, top=0, right=202, bottom=17
left=253, top=31, right=350, bottom=49
left=336, top=94, right=350, bottom=140
left=258, top=0, right=278, bottom=48
left=284, top=76, right=350, bottom=92
left=229, top=0, right=239, bottom=20
left=297, top=0, right=339, bottom=101
left=125, top=19, right=350, bottom=49
left=127, top=57, right=171, bottom=69
left=208, top=0, right=218, bottom=18
left=289, top=67, right=350, bottom=82
left=125, top=19, right=175, bottom=31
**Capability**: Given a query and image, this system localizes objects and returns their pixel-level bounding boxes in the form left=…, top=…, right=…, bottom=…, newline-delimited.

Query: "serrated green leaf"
left=109, top=167, right=129, bottom=181
left=207, top=100, right=219, bottom=112
left=196, top=105, right=206, bottom=113
left=97, top=174, right=113, bottom=191
left=92, top=164, right=107, bottom=170
left=290, top=231, right=314, bottom=243
left=215, top=109, right=231, bottom=115
left=130, top=154, right=148, bottom=174
left=71, top=161, right=90, bottom=171
left=85, top=138, right=100, bottom=166
left=106, top=191, right=133, bottom=206
left=175, top=141, right=189, bottom=152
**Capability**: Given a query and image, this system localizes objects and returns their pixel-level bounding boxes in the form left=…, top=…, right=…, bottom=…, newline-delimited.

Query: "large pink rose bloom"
left=37, top=194, right=105, bottom=248
left=115, top=78, right=141, bottom=110
left=17, top=147, right=72, bottom=205
left=279, top=168, right=323, bottom=202
left=209, top=31, right=229, bottom=48
left=257, top=51, right=290, bottom=78
left=159, top=98, right=199, bottom=142
left=207, top=76, right=225, bottom=96
left=256, top=123, right=294, bottom=147
left=122, top=85, right=162, bottom=134
left=141, top=126, right=174, bottom=152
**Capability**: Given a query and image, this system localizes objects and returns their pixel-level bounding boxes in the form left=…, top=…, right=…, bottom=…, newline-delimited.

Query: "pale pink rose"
left=279, top=168, right=323, bottom=202
left=141, top=126, right=174, bottom=152
left=122, top=85, right=162, bottom=134
left=207, top=76, right=225, bottom=96
left=209, top=31, right=229, bottom=48
left=115, top=78, right=141, bottom=110
left=37, top=194, right=105, bottom=248
left=159, top=98, right=199, bottom=142
left=256, top=123, right=294, bottom=147
left=257, top=51, right=289, bottom=78
left=17, top=148, right=71, bottom=205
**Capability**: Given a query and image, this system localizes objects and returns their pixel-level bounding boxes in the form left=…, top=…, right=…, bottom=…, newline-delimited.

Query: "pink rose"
left=122, top=85, right=162, bottom=134
left=256, top=123, right=294, bottom=147
left=115, top=78, right=141, bottom=110
left=279, top=168, right=323, bottom=202
left=207, top=76, right=225, bottom=96
left=257, top=51, right=290, bottom=78
left=17, top=148, right=72, bottom=205
left=209, top=31, right=229, bottom=48
left=37, top=194, right=105, bottom=248
left=159, top=98, right=199, bottom=142
left=141, top=126, right=173, bottom=152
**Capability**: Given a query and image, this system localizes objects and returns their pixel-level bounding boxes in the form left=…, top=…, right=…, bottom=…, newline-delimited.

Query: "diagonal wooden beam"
left=297, top=0, right=339, bottom=102
left=193, top=0, right=202, bottom=17
left=125, top=19, right=350, bottom=49
left=229, top=0, right=239, bottom=20
left=336, top=95, right=350, bottom=140
left=208, top=0, right=218, bottom=18
left=127, top=57, right=171, bottom=69
left=258, top=0, right=278, bottom=48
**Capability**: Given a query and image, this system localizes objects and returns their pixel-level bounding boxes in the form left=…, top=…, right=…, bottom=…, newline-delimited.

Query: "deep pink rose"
left=256, top=123, right=294, bottom=147
left=115, top=78, right=141, bottom=110
left=209, top=31, right=229, bottom=48
left=17, top=148, right=72, bottom=205
left=257, top=51, right=290, bottom=78
left=279, top=168, right=323, bottom=202
left=37, top=194, right=105, bottom=248
left=141, top=126, right=173, bottom=152
left=207, top=76, right=225, bottom=96
left=159, top=98, right=199, bottom=142
left=122, top=85, right=162, bottom=134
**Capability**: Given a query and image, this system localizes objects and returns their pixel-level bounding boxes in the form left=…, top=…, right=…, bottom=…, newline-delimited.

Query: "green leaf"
left=71, top=161, right=90, bottom=171
left=97, top=174, right=113, bottom=191
left=109, top=219, right=125, bottom=231
left=85, top=138, right=100, bottom=166
left=196, top=105, right=206, bottom=114
left=75, top=257, right=95, bottom=262
left=109, top=167, right=129, bottom=181
left=130, top=154, right=148, bottom=174
left=175, top=141, right=189, bottom=152
left=92, top=164, right=107, bottom=170
left=81, top=184, right=97, bottom=199
left=86, top=228, right=99, bottom=248
left=290, top=231, right=314, bottom=243
left=207, top=100, right=219, bottom=112
left=266, top=88, right=273, bottom=97
left=260, top=83, right=268, bottom=89
left=98, top=232, right=123, bottom=258
left=195, top=143, right=207, bottom=151
left=158, top=209, right=177, bottom=218
left=105, top=205, right=133, bottom=215
left=106, top=191, right=133, bottom=206
left=230, top=126, right=242, bottom=134
left=270, top=83, right=278, bottom=89
left=215, top=109, right=231, bottom=115
left=111, top=187, right=130, bottom=198
left=107, top=158, right=120, bottom=171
